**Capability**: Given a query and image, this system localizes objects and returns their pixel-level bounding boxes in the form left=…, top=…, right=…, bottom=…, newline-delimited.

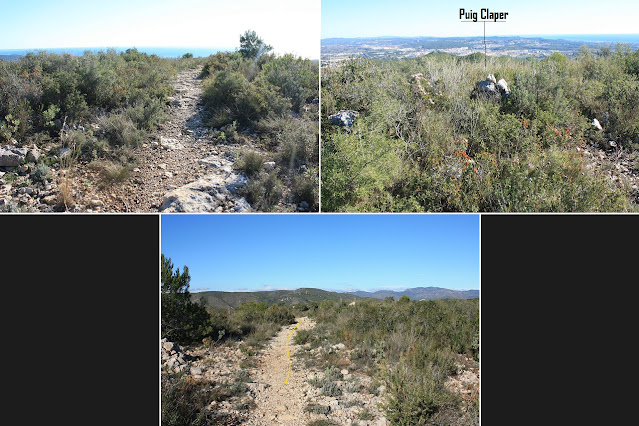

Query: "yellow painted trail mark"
left=284, top=319, right=303, bottom=384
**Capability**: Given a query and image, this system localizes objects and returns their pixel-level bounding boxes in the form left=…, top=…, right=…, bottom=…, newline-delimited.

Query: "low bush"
left=242, top=170, right=283, bottom=211
left=307, top=420, right=338, bottom=426
left=97, top=113, right=145, bottom=147
left=383, top=362, right=453, bottom=424
left=358, top=408, right=375, bottom=420
left=161, top=374, right=212, bottom=426
left=294, top=329, right=312, bottom=345
left=304, top=403, right=331, bottom=415
left=235, top=150, right=264, bottom=177
left=88, top=160, right=132, bottom=186
left=29, top=162, right=50, bottom=184
left=321, top=380, right=342, bottom=397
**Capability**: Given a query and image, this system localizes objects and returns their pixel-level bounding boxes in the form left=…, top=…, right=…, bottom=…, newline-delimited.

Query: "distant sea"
left=0, top=46, right=233, bottom=59
left=526, top=34, right=639, bottom=44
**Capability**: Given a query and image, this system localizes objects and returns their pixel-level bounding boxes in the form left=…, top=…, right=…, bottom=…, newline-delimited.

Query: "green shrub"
left=235, top=150, right=264, bottom=176
left=294, top=329, right=312, bottom=345
left=64, top=129, right=109, bottom=159
left=324, top=365, right=344, bottom=382
left=292, top=171, right=319, bottom=211
left=0, top=49, right=173, bottom=151
left=98, top=113, right=145, bottom=147
left=125, top=98, right=167, bottom=131
left=161, top=374, right=211, bottom=426
left=202, top=70, right=276, bottom=128
left=275, top=119, right=317, bottom=170
left=307, top=375, right=325, bottom=388
left=383, top=362, right=453, bottom=424
left=242, top=170, right=283, bottom=211
left=29, top=162, right=50, bottom=183
left=88, top=160, right=132, bottom=186
left=264, top=304, right=295, bottom=324
left=358, top=408, right=375, bottom=420
left=321, top=380, right=342, bottom=397
left=304, top=403, right=331, bottom=415
left=258, top=54, right=318, bottom=113
left=307, top=420, right=338, bottom=426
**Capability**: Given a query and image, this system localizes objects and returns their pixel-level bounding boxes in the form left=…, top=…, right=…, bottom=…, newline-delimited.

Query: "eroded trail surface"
left=245, top=317, right=388, bottom=426
left=245, top=317, right=317, bottom=425
left=100, top=67, right=251, bottom=212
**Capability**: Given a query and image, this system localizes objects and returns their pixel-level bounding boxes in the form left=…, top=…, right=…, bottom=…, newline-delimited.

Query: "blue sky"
left=321, top=0, right=639, bottom=39
left=161, top=214, right=479, bottom=293
left=0, top=0, right=320, bottom=59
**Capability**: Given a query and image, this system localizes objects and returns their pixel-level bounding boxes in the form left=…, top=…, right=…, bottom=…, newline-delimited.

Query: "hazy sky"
left=0, top=0, right=320, bottom=59
left=321, top=0, right=639, bottom=39
left=161, top=214, right=480, bottom=293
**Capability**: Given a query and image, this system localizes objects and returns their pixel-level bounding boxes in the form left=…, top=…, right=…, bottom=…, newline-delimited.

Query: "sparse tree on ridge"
left=239, top=30, right=273, bottom=59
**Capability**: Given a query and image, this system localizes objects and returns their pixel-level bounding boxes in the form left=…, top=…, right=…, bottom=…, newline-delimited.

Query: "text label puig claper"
left=459, top=8, right=509, bottom=22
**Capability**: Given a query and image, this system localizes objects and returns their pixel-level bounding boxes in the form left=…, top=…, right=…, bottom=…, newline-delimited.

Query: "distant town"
left=321, top=36, right=639, bottom=65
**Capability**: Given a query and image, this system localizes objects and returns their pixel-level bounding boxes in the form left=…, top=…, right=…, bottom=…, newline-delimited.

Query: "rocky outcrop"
left=592, top=118, right=603, bottom=130
left=0, top=145, right=27, bottom=168
left=161, top=338, right=191, bottom=373
left=328, top=110, right=359, bottom=128
left=159, top=167, right=252, bottom=213
left=476, top=74, right=510, bottom=99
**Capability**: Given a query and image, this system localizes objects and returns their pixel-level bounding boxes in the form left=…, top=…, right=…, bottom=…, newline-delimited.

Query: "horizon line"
left=0, top=46, right=319, bottom=60
left=321, top=33, right=639, bottom=40
left=190, top=285, right=480, bottom=293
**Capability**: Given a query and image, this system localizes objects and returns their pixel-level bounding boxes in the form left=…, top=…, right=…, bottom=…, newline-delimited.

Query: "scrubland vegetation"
left=199, top=30, right=319, bottom=211
left=161, top=257, right=479, bottom=425
left=299, top=298, right=479, bottom=425
left=0, top=48, right=182, bottom=210
left=1, top=30, right=318, bottom=212
left=0, top=50, right=175, bottom=160
left=322, top=45, right=639, bottom=211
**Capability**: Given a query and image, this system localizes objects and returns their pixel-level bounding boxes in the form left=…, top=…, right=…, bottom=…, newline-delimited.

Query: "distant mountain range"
left=191, top=288, right=359, bottom=309
left=192, top=286, right=478, bottom=308
left=347, top=286, right=479, bottom=301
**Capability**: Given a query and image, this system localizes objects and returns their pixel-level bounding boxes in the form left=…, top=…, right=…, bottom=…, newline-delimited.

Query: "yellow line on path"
left=284, top=319, right=303, bottom=384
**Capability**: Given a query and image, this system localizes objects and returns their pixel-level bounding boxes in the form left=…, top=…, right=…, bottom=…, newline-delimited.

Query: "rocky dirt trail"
left=245, top=317, right=317, bottom=425
left=93, top=66, right=251, bottom=213
left=245, top=317, right=388, bottom=426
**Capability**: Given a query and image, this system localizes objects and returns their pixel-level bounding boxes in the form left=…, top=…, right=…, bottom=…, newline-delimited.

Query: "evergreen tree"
left=239, top=30, right=272, bottom=59
left=161, top=254, right=211, bottom=344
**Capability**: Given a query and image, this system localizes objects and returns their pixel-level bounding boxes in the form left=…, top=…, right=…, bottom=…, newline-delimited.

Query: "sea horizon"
left=321, top=33, right=639, bottom=44
left=0, top=46, right=235, bottom=58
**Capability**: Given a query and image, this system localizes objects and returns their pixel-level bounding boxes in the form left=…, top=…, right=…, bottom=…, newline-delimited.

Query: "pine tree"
left=239, top=30, right=272, bottom=59
left=161, top=254, right=211, bottom=344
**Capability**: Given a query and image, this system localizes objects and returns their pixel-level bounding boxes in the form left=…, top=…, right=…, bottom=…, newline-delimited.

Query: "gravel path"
left=245, top=317, right=317, bottom=425
left=245, top=317, right=388, bottom=426
left=96, top=66, right=249, bottom=212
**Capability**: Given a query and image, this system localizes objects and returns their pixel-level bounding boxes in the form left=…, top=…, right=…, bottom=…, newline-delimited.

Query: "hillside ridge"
left=348, top=286, right=479, bottom=300
left=192, top=286, right=478, bottom=308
